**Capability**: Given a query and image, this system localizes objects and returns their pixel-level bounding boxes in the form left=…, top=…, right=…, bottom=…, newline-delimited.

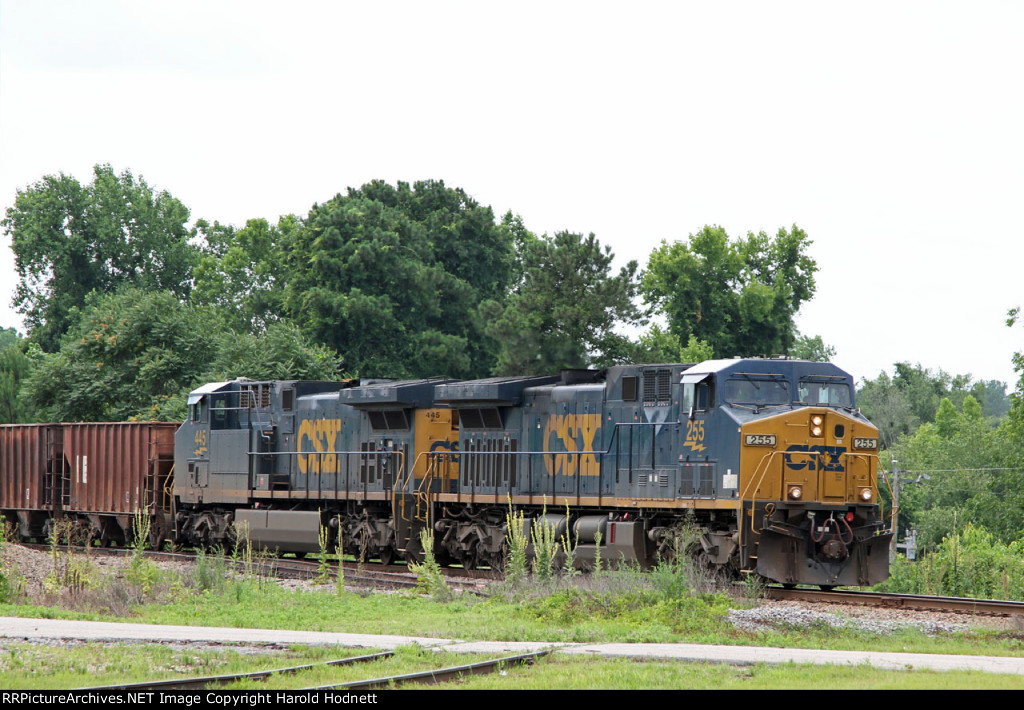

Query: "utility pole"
left=890, top=458, right=900, bottom=561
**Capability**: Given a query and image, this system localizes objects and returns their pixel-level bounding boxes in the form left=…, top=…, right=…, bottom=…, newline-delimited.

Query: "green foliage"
left=0, top=339, right=34, bottom=423
left=504, top=503, right=529, bottom=589
left=530, top=510, right=559, bottom=583
left=44, top=519, right=91, bottom=596
left=485, top=230, right=642, bottom=374
left=211, top=321, right=344, bottom=383
left=642, top=224, right=816, bottom=358
left=858, top=363, right=1008, bottom=449
left=24, top=289, right=223, bottom=421
left=521, top=585, right=732, bottom=636
left=190, top=548, right=228, bottom=593
left=3, top=164, right=197, bottom=352
left=193, top=217, right=294, bottom=333
left=0, top=327, right=19, bottom=350
left=407, top=527, right=453, bottom=602
left=315, top=518, right=333, bottom=586
left=282, top=179, right=515, bottom=379
left=888, top=391, right=1021, bottom=549
left=22, top=288, right=344, bottom=423
left=629, top=326, right=714, bottom=365
left=0, top=538, right=20, bottom=604
left=789, top=333, right=837, bottom=362
left=879, top=524, right=1024, bottom=600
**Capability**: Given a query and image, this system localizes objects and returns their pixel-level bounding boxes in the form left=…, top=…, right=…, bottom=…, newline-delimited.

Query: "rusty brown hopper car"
left=0, top=424, right=62, bottom=538
left=0, top=422, right=177, bottom=546
left=62, top=422, right=178, bottom=545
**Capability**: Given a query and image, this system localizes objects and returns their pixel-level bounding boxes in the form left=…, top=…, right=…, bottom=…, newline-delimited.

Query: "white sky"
left=1, top=1, right=1022, bottom=389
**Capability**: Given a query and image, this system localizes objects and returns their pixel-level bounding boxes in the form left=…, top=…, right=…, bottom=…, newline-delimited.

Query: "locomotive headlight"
left=859, top=487, right=873, bottom=502
left=787, top=485, right=803, bottom=501
left=810, top=415, right=823, bottom=437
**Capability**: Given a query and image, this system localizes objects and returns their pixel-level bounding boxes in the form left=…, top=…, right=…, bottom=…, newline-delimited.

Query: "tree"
left=627, top=325, right=714, bottom=365
left=213, top=321, right=344, bottom=384
left=857, top=371, right=917, bottom=449
left=25, top=289, right=345, bottom=422
left=3, top=164, right=197, bottom=351
left=25, top=289, right=225, bottom=421
left=894, top=395, right=1015, bottom=550
left=282, top=180, right=516, bottom=379
left=857, top=362, right=1004, bottom=446
left=790, top=333, right=837, bottom=362
left=193, top=216, right=295, bottom=333
left=0, top=340, right=33, bottom=424
left=0, top=327, right=19, bottom=351
left=483, top=231, right=643, bottom=375
left=642, top=225, right=817, bottom=358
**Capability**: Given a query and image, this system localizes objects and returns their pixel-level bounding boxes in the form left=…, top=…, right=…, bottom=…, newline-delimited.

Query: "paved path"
left=3, top=616, right=1024, bottom=676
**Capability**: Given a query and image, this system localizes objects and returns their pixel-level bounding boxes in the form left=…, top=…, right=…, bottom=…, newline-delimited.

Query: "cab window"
left=723, top=378, right=789, bottom=406
left=682, top=381, right=714, bottom=413
left=798, top=379, right=852, bottom=406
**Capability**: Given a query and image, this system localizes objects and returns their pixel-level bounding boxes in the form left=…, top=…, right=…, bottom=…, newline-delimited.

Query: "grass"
left=405, top=655, right=1024, bottom=690
left=3, top=544, right=1024, bottom=688
left=0, top=640, right=345, bottom=689
left=5, top=638, right=1024, bottom=690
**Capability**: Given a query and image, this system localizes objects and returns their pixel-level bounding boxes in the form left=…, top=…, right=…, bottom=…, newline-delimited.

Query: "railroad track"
left=766, top=586, right=1024, bottom=617
left=79, top=650, right=551, bottom=691
left=81, top=651, right=393, bottom=691
left=26, top=543, right=492, bottom=592
left=30, top=542, right=1024, bottom=612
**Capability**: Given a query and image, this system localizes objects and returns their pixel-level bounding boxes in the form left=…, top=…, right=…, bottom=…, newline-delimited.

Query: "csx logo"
left=298, top=418, right=342, bottom=474
left=429, top=440, right=460, bottom=461
left=784, top=444, right=847, bottom=472
left=543, top=413, right=601, bottom=476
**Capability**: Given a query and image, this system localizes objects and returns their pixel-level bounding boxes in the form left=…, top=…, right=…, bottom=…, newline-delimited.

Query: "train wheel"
left=379, top=547, right=395, bottom=566
left=819, top=585, right=836, bottom=592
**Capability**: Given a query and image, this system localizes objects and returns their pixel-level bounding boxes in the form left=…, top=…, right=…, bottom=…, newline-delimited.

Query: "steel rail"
left=78, top=651, right=395, bottom=691
left=767, top=586, right=1024, bottom=617
left=312, top=649, right=553, bottom=690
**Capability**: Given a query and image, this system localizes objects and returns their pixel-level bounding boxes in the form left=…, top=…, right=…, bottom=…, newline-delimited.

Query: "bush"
left=878, top=523, right=1024, bottom=600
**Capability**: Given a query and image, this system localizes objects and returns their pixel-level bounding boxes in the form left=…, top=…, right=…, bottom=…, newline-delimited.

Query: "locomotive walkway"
left=3, top=616, right=1024, bottom=677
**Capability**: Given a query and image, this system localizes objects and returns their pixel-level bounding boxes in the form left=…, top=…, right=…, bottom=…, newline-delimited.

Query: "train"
left=0, top=358, right=893, bottom=588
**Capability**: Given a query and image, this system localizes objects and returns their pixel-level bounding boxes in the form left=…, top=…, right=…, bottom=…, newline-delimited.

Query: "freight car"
left=0, top=422, right=177, bottom=546
left=170, top=358, right=892, bottom=588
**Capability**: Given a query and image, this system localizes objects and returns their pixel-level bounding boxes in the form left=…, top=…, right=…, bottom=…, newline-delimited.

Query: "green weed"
left=407, top=527, right=452, bottom=602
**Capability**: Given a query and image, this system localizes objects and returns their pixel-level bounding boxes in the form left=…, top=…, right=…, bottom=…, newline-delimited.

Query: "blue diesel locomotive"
left=172, top=358, right=892, bottom=588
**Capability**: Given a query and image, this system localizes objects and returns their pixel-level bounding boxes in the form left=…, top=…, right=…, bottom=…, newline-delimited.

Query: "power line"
left=896, top=467, right=1024, bottom=474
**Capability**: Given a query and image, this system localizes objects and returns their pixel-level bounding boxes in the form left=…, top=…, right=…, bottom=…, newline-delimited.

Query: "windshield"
left=798, top=379, right=852, bottom=407
left=723, top=377, right=790, bottom=406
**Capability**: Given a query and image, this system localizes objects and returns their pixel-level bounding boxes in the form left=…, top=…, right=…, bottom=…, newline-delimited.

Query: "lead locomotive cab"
left=174, top=378, right=348, bottom=547
left=684, top=358, right=892, bottom=588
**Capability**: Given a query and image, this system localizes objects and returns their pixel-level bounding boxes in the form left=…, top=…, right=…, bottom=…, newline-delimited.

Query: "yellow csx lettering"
left=543, top=414, right=601, bottom=476
left=298, top=418, right=342, bottom=474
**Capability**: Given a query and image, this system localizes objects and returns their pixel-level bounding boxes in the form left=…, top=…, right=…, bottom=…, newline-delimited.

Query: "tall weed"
left=407, top=527, right=452, bottom=602
left=504, top=502, right=528, bottom=589
left=531, top=503, right=559, bottom=583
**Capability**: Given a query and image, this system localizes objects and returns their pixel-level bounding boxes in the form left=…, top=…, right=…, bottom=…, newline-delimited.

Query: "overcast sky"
left=2, top=1, right=1022, bottom=389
